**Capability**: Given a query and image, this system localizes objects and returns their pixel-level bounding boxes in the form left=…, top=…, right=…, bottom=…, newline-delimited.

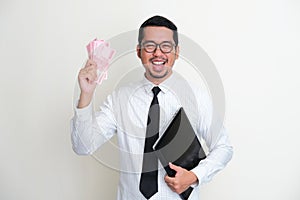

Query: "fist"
left=78, top=59, right=98, bottom=95
left=164, top=163, right=198, bottom=194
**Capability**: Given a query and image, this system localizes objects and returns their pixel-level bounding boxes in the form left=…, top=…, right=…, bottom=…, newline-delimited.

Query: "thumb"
left=169, top=162, right=183, bottom=175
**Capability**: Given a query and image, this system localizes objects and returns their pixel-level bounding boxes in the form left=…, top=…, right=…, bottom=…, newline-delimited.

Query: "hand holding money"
left=77, top=39, right=116, bottom=108
left=86, top=39, right=116, bottom=85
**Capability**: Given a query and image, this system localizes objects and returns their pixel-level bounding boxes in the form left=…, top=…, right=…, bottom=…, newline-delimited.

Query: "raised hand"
left=77, top=59, right=98, bottom=108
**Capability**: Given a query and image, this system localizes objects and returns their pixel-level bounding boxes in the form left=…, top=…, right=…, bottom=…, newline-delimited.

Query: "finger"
left=87, top=67, right=98, bottom=80
left=78, top=68, right=88, bottom=78
left=78, top=68, right=91, bottom=78
left=165, top=179, right=181, bottom=194
left=169, top=162, right=182, bottom=173
left=164, top=178, right=175, bottom=190
left=79, top=68, right=97, bottom=83
left=85, top=59, right=97, bottom=68
left=164, top=175, right=174, bottom=184
left=80, top=65, right=97, bottom=78
left=86, top=71, right=98, bottom=83
left=85, top=64, right=98, bottom=73
left=166, top=183, right=176, bottom=192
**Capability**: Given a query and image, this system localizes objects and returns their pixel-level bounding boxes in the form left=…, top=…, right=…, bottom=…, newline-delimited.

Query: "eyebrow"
left=142, top=40, right=173, bottom=44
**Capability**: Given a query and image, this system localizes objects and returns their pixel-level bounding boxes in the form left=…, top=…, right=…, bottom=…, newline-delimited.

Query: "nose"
left=153, top=45, right=164, bottom=56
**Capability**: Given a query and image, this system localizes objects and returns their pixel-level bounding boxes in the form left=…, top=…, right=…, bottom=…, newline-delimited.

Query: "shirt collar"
left=141, top=72, right=178, bottom=95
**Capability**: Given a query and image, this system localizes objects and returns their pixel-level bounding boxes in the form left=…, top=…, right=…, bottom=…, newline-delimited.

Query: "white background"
left=1, top=0, right=300, bottom=199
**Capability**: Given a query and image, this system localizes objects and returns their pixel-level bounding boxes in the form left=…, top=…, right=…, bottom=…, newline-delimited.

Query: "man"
left=71, top=15, right=233, bottom=199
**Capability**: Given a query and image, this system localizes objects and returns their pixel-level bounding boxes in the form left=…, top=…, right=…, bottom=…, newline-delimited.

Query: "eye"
left=144, top=43, right=156, bottom=49
left=161, top=43, right=172, bottom=49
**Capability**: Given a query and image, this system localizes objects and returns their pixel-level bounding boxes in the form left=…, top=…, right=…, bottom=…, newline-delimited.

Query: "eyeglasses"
left=141, top=41, right=176, bottom=53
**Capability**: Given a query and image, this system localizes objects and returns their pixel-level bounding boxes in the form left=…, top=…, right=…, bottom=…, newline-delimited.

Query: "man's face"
left=137, top=26, right=179, bottom=84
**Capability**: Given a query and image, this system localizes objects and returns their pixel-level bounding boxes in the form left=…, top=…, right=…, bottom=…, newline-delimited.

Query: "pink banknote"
left=86, top=38, right=116, bottom=84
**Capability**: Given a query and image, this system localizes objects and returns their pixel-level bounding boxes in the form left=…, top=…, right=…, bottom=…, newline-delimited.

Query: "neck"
left=145, top=71, right=173, bottom=85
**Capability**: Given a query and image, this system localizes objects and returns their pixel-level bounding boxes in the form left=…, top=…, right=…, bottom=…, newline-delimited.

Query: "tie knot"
left=152, top=86, right=161, bottom=96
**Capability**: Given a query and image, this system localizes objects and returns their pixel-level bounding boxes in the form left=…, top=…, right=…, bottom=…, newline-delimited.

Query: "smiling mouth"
left=151, top=60, right=166, bottom=66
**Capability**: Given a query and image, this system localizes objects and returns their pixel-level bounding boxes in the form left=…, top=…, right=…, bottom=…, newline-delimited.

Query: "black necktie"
left=140, top=86, right=161, bottom=199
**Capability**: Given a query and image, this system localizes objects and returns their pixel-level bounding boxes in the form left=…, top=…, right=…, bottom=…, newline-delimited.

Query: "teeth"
left=153, top=61, right=164, bottom=65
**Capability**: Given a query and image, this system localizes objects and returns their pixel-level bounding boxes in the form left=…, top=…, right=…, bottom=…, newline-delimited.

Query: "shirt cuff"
left=191, top=163, right=207, bottom=187
left=190, top=182, right=198, bottom=188
left=74, top=100, right=93, bottom=121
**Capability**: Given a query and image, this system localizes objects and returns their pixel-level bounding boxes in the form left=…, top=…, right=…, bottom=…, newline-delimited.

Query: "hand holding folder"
left=153, top=107, right=206, bottom=200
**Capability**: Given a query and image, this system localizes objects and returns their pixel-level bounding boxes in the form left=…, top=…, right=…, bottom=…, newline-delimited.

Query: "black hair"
left=138, top=15, right=178, bottom=46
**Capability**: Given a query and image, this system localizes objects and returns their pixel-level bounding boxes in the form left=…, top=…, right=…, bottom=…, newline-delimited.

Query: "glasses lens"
left=160, top=42, right=173, bottom=53
left=143, top=42, right=156, bottom=53
left=142, top=42, right=174, bottom=53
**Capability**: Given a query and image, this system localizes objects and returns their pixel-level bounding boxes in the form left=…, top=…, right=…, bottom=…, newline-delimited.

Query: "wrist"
left=78, top=92, right=93, bottom=108
left=189, top=171, right=198, bottom=185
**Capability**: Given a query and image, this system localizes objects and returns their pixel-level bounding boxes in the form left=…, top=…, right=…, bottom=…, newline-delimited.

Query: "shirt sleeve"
left=70, top=94, right=117, bottom=155
left=191, top=126, right=233, bottom=186
left=190, top=89, right=233, bottom=186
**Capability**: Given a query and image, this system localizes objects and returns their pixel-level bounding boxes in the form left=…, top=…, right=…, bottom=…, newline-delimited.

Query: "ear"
left=136, top=45, right=141, bottom=59
left=175, top=45, right=180, bottom=60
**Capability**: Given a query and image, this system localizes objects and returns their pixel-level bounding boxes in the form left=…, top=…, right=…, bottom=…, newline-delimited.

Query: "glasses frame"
left=141, top=41, right=176, bottom=54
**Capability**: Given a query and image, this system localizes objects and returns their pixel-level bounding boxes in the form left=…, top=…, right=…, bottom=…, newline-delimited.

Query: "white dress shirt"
left=71, top=72, right=233, bottom=200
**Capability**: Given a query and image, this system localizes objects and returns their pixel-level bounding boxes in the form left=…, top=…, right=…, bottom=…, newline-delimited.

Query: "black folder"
left=153, top=107, right=206, bottom=200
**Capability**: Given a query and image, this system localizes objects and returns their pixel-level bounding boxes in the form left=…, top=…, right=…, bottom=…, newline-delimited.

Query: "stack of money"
left=86, top=39, right=116, bottom=84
